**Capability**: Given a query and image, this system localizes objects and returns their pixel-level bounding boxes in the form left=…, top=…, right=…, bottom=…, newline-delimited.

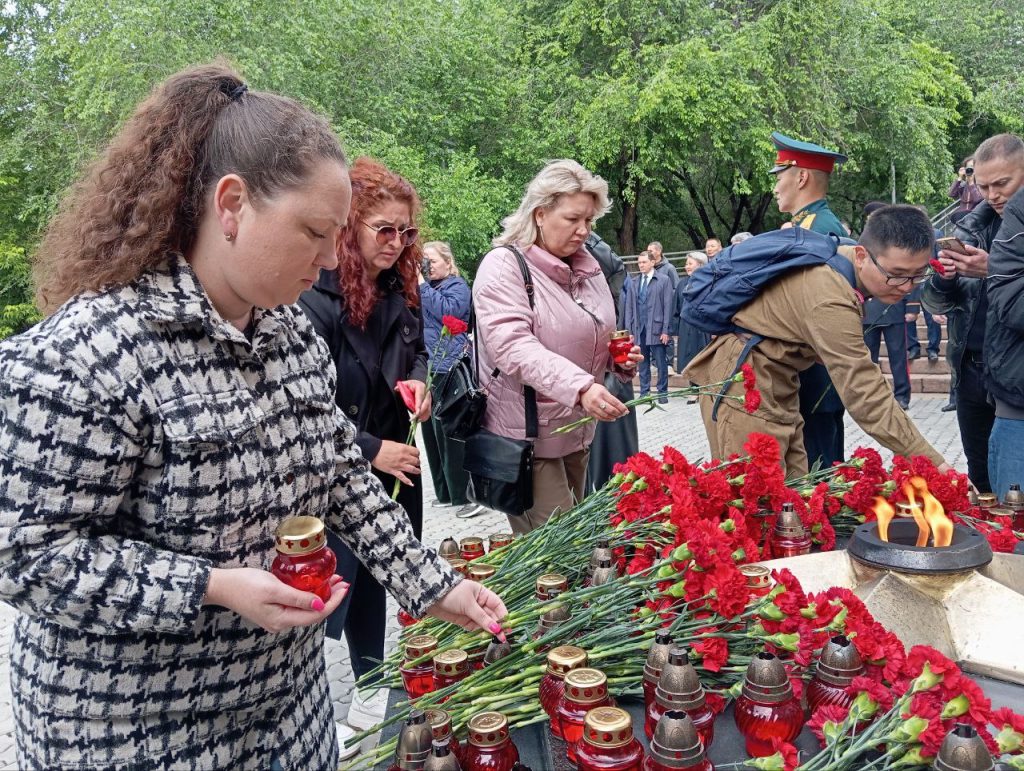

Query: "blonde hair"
left=423, top=240, right=459, bottom=277
left=494, top=159, right=611, bottom=247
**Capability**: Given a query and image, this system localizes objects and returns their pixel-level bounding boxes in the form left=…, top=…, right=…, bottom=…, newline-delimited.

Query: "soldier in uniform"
left=769, top=131, right=849, bottom=469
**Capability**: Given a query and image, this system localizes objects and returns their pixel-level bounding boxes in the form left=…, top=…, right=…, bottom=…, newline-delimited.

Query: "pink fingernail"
left=488, top=621, right=501, bottom=635
left=311, top=597, right=325, bottom=612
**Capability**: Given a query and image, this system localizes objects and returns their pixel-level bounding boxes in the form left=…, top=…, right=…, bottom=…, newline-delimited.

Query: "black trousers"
left=422, top=413, right=470, bottom=505
left=324, top=468, right=423, bottom=683
left=864, top=323, right=911, bottom=404
left=956, top=357, right=995, bottom=492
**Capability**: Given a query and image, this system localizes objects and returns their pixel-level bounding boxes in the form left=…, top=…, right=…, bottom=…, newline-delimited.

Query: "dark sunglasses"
left=360, top=220, right=419, bottom=247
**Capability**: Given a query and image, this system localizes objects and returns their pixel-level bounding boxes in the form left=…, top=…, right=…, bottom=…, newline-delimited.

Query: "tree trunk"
left=616, top=171, right=640, bottom=254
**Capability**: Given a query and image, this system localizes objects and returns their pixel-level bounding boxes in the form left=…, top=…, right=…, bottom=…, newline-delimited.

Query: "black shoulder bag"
left=432, top=339, right=487, bottom=442
left=463, top=247, right=537, bottom=517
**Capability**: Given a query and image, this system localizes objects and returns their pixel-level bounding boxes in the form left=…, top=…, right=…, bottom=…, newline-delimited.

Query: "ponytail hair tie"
left=220, top=81, right=248, bottom=101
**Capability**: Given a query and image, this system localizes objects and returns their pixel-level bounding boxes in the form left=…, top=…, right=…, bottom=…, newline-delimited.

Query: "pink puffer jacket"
left=473, top=243, right=616, bottom=458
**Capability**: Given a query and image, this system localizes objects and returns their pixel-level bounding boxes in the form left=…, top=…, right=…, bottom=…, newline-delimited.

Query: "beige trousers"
left=507, top=449, right=590, bottom=535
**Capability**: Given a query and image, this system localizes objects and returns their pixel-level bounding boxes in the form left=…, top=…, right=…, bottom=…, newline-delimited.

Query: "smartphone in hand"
left=936, top=236, right=970, bottom=255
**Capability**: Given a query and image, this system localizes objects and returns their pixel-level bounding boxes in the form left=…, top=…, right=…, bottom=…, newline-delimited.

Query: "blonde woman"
left=472, top=160, right=641, bottom=534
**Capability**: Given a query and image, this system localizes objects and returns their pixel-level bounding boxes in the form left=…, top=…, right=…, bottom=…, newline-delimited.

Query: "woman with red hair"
left=299, top=157, right=430, bottom=735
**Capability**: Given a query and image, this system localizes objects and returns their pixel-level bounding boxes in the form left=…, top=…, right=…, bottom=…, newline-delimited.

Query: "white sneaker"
left=346, top=688, right=388, bottom=731
left=335, top=722, right=361, bottom=760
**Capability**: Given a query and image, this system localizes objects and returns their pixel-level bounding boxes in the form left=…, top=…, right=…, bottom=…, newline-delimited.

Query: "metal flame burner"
left=848, top=521, right=992, bottom=575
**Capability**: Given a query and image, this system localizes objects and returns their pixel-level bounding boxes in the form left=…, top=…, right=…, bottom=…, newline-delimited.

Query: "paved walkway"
left=0, top=395, right=965, bottom=767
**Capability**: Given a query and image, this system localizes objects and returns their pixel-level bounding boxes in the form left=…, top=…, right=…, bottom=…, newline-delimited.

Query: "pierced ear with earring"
left=225, top=232, right=236, bottom=242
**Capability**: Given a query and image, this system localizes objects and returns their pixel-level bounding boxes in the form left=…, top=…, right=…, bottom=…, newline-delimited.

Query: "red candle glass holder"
left=734, top=653, right=803, bottom=757
left=576, top=706, right=645, bottom=771
left=460, top=537, right=485, bottom=562
left=270, top=515, right=336, bottom=602
left=771, top=504, right=811, bottom=558
left=739, top=565, right=773, bottom=601
left=806, top=634, right=864, bottom=713
left=447, top=558, right=470, bottom=576
left=642, top=631, right=674, bottom=712
left=468, top=563, right=497, bottom=583
left=644, top=647, right=714, bottom=750
left=608, top=330, right=633, bottom=365
left=397, top=608, right=420, bottom=628
left=463, top=711, right=520, bottom=771
left=488, top=533, right=514, bottom=552
left=557, top=668, right=614, bottom=764
left=401, top=634, right=439, bottom=699
left=644, top=709, right=714, bottom=771
left=541, top=645, right=588, bottom=738
left=433, top=649, right=470, bottom=699
left=536, top=573, right=569, bottom=601
left=426, top=708, right=462, bottom=763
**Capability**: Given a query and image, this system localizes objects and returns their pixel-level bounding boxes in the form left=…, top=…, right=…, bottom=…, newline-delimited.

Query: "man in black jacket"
left=922, top=133, right=1024, bottom=493
left=985, top=185, right=1024, bottom=499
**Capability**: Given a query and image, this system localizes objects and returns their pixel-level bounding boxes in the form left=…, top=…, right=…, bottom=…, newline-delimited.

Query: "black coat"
left=985, top=187, right=1024, bottom=409
left=921, top=201, right=1002, bottom=389
left=298, top=268, right=427, bottom=531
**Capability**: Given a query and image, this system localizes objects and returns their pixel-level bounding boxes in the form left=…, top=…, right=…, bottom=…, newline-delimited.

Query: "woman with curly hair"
left=0, top=64, right=505, bottom=770
left=298, top=157, right=431, bottom=732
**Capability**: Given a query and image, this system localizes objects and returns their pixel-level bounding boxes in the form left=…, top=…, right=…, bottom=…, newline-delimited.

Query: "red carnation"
left=770, top=738, right=800, bottom=771
left=929, top=258, right=947, bottom=277
left=395, top=380, right=418, bottom=413
left=442, top=314, right=468, bottom=336
left=740, top=363, right=761, bottom=413
left=693, top=636, right=730, bottom=673
left=807, top=704, right=850, bottom=747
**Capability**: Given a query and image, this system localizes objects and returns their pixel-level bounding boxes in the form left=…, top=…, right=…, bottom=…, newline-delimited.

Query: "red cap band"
left=775, top=149, right=836, bottom=173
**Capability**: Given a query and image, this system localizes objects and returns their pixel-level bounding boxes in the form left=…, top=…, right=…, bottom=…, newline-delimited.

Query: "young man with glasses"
left=685, top=205, right=952, bottom=477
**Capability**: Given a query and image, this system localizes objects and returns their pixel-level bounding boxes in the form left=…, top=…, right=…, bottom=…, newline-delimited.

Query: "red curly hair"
left=336, top=157, right=422, bottom=328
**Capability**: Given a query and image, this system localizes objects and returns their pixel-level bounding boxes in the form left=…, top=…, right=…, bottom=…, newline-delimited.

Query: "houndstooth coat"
left=0, top=256, right=459, bottom=770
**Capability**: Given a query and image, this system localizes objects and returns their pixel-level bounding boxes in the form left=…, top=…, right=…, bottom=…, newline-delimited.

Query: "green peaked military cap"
left=769, top=131, right=848, bottom=174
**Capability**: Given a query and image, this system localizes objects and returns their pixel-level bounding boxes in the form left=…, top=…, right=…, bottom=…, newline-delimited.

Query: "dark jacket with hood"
left=920, top=201, right=1002, bottom=389
left=985, top=187, right=1024, bottom=410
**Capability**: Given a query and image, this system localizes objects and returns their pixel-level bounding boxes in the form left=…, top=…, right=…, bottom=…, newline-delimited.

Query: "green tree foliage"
left=0, top=0, right=1021, bottom=338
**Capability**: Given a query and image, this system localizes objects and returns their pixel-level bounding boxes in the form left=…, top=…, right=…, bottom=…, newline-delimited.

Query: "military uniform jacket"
left=0, top=256, right=457, bottom=770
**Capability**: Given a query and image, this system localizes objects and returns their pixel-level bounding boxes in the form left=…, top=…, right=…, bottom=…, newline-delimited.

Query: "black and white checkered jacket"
left=0, top=255, right=458, bottom=769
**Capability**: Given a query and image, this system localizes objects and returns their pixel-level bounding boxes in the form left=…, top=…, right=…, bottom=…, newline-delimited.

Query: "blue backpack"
left=680, top=227, right=857, bottom=418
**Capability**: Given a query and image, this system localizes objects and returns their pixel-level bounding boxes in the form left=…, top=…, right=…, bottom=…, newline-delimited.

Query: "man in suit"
left=622, top=250, right=674, bottom=402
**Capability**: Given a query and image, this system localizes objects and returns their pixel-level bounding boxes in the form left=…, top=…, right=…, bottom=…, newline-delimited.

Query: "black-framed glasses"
left=360, top=220, right=419, bottom=247
left=865, top=248, right=928, bottom=286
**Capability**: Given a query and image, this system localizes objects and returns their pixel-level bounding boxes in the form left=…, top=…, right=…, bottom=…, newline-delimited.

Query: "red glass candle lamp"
left=771, top=503, right=811, bottom=558
left=426, top=708, right=462, bottom=764
left=397, top=608, right=420, bottom=628
left=642, top=631, right=674, bottom=711
left=541, top=645, right=589, bottom=738
left=1004, top=483, right=1024, bottom=530
left=433, top=649, right=470, bottom=699
left=557, top=668, right=614, bottom=764
left=388, top=709, right=433, bottom=771
left=645, top=647, right=714, bottom=750
left=271, top=516, right=336, bottom=602
left=734, top=652, right=803, bottom=757
left=807, top=635, right=864, bottom=713
left=463, top=711, right=520, bottom=771
left=438, top=536, right=461, bottom=561
left=608, top=330, right=634, bottom=365
left=644, top=710, right=714, bottom=771
left=533, top=590, right=572, bottom=647
left=576, top=706, right=645, bottom=771
left=424, top=738, right=461, bottom=771
left=489, top=532, right=514, bottom=552
left=739, top=565, right=773, bottom=601
left=401, top=634, right=439, bottom=699
left=536, top=573, right=569, bottom=601
left=448, top=558, right=470, bottom=576
left=468, top=563, right=497, bottom=583
left=461, top=537, right=486, bottom=562
left=588, top=538, right=614, bottom=580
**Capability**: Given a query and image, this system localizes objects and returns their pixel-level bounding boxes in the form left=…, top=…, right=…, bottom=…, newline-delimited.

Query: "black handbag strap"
left=472, top=245, right=539, bottom=440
